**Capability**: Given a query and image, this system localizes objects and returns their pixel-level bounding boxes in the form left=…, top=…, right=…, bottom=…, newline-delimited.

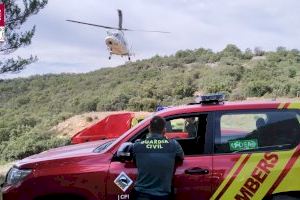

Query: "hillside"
left=0, top=44, right=300, bottom=163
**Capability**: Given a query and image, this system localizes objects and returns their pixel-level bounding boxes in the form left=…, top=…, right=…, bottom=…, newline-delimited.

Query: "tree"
left=0, top=0, right=48, bottom=74
left=220, top=44, right=242, bottom=58
left=254, top=47, right=265, bottom=56
left=243, top=48, right=253, bottom=59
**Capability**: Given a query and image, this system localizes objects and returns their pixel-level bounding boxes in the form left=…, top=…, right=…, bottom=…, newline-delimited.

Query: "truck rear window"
left=214, top=109, right=300, bottom=153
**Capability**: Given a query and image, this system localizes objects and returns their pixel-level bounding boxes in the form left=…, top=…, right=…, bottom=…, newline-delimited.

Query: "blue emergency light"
left=156, top=105, right=171, bottom=112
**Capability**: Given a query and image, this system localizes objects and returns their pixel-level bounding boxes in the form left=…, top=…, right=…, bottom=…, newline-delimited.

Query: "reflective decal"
left=141, top=139, right=169, bottom=149
left=114, top=172, right=133, bottom=192
left=229, top=139, right=258, bottom=152
left=234, top=152, right=279, bottom=200
left=118, top=194, right=130, bottom=200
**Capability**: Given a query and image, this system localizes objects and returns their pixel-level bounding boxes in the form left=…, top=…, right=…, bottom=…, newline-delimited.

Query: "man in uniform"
left=132, top=116, right=184, bottom=200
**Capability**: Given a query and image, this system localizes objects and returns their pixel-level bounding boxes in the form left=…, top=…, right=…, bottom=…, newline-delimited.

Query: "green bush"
left=245, top=81, right=273, bottom=96
left=128, top=97, right=157, bottom=111
left=79, top=99, right=98, bottom=112
left=1, top=130, right=70, bottom=161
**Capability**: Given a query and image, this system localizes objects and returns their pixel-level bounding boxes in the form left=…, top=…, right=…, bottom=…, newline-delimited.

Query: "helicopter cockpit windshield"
left=113, top=33, right=122, bottom=39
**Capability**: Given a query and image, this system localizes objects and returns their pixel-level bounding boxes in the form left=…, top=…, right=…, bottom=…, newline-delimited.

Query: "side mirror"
left=116, top=142, right=133, bottom=161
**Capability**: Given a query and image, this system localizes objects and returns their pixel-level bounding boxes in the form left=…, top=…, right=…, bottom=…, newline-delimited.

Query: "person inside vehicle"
left=184, top=117, right=198, bottom=138
left=132, top=116, right=184, bottom=200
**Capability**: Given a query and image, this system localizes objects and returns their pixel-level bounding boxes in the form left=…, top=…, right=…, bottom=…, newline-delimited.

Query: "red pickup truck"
left=2, top=97, right=300, bottom=200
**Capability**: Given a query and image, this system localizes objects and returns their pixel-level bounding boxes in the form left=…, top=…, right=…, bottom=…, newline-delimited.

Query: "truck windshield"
left=107, top=114, right=155, bottom=150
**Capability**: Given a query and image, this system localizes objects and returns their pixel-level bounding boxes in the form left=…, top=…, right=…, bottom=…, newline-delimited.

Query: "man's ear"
left=163, top=128, right=168, bottom=138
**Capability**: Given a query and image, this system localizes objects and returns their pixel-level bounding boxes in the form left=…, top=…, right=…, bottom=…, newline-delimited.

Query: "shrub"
left=220, top=44, right=242, bottom=58
left=288, top=68, right=297, bottom=78
left=16, top=96, right=30, bottom=106
left=245, top=81, right=272, bottom=97
left=243, top=48, right=254, bottom=60
left=230, top=89, right=247, bottom=101
left=79, top=99, right=98, bottom=112
left=254, top=47, right=265, bottom=56
left=86, top=116, right=93, bottom=122
left=128, top=97, right=157, bottom=111
left=1, top=130, right=70, bottom=161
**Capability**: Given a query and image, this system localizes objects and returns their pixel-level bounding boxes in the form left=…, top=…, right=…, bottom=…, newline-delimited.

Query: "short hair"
left=149, top=116, right=166, bottom=134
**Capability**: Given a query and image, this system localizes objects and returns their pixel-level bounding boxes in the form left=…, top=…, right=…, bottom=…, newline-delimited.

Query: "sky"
left=1, top=0, right=300, bottom=79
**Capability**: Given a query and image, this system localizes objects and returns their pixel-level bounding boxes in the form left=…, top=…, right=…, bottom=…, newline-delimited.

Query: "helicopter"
left=67, top=10, right=170, bottom=61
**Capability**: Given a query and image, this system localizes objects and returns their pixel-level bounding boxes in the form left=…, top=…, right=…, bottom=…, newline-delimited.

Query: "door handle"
left=185, top=167, right=209, bottom=175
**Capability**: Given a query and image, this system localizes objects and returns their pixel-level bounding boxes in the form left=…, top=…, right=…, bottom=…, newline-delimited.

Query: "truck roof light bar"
left=189, top=93, right=225, bottom=105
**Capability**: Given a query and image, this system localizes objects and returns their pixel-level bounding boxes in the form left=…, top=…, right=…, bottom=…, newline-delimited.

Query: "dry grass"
left=0, top=174, right=4, bottom=184
left=0, top=162, right=14, bottom=198
left=0, top=162, right=14, bottom=183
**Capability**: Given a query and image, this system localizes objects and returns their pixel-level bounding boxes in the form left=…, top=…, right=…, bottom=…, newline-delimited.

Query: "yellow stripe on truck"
left=272, top=102, right=300, bottom=193
left=212, top=149, right=296, bottom=200
left=210, top=154, right=249, bottom=200
left=287, top=102, right=300, bottom=109
left=274, top=152, right=300, bottom=193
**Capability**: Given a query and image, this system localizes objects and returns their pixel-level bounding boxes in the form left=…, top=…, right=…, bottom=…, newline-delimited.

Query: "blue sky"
left=1, top=0, right=300, bottom=78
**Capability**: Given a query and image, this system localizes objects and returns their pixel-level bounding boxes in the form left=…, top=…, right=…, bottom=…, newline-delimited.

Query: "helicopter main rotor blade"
left=122, top=28, right=170, bottom=34
left=66, top=19, right=170, bottom=33
left=66, top=20, right=120, bottom=30
left=118, top=9, right=123, bottom=30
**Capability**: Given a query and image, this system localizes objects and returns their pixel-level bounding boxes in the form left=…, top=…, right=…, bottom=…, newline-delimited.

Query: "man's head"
left=186, top=117, right=195, bottom=123
left=149, top=116, right=166, bottom=134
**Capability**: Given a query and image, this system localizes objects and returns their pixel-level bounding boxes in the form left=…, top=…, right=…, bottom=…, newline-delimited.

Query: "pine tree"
left=0, top=0, right=48, bottom=74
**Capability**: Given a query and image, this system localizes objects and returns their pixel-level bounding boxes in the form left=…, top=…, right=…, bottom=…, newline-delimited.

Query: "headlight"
left=5, top=167, right=32, bottom=185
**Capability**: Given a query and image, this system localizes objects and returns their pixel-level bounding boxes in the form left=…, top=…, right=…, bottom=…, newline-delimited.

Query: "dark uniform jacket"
left=132, top=133, right=184, bottom=196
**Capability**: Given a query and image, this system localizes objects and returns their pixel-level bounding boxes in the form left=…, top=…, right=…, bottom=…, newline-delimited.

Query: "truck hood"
left=16, top=139, right=114, bottom=167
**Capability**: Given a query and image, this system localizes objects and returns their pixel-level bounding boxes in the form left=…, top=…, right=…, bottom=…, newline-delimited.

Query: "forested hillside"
left=0, top=44, right=300, bottom=162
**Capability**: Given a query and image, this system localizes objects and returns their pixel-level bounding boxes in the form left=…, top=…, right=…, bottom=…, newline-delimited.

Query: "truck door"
left=211, top=109, right=300, bottom=199
left=106, top=113, right=214, bottom=200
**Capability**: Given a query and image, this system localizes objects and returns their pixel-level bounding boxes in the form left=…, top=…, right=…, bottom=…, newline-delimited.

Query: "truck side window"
left=131, top=114, right=208, bottom=155
left=214, top=110, right=300, bottom=154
